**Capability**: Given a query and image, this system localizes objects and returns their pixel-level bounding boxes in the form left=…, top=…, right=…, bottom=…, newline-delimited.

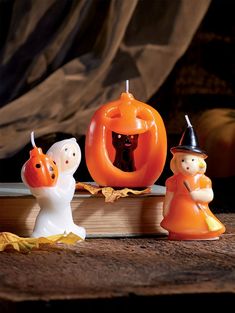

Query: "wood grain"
left=0, top=214, right=234, bottom=305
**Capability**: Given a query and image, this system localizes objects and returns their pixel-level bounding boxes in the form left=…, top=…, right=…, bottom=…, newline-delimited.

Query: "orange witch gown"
left=160, top=173, right=225, bottom=240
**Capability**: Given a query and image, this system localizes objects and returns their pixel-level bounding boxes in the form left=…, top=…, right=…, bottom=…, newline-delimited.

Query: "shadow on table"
left=0, top=293, right=234, bottom=313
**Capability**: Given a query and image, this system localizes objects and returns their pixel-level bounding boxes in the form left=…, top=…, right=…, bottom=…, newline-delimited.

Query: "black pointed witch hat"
left=170, top=115, right=207, bottom=158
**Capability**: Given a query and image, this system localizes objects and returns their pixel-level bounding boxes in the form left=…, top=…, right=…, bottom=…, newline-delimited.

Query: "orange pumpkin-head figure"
left=85, top=83, right=167, bottom=188
left=22, top=132, right=58, bottom=188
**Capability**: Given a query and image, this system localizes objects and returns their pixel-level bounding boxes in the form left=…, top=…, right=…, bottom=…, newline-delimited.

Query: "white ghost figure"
left=26, top=138, right=86, bottom=239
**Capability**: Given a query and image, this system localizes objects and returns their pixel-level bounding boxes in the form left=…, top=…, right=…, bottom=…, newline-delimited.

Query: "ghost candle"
left=85, top=80, right=167, bottom=188
left=21, top=133, right=86, bottom=239
left=160, top=115, right=225, bottom=240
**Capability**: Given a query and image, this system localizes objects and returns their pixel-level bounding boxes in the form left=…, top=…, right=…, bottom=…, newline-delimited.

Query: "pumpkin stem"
left=185, top=115, right=192, bottom=127
left=31, top=131, right=36, bottom=148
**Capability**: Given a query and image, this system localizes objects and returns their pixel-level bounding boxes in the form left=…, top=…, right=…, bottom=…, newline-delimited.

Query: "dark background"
left=0, top=0, right=234, bottom=212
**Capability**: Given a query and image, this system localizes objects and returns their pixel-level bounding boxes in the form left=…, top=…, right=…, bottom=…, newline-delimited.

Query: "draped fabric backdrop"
left=0, top=0, right=210, bottom=158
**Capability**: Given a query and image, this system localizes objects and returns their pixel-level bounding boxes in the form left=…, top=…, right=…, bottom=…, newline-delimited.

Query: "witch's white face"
left=175, top=152, right=206, bottom=176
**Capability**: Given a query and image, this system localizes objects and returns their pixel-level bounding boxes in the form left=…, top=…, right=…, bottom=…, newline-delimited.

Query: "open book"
left=0, top=183, right=166, bottom=237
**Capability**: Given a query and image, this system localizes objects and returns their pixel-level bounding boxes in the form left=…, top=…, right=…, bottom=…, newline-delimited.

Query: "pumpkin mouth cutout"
left=106, top=130, right=151, bottom=173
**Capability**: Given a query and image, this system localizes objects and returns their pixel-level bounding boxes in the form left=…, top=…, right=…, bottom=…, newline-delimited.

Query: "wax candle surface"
left=22, top=135, right=86, bottom=239
left=160, top=115, right=225, bottom=240
left=85, top=83, right=167, bottom=187
left=22, top=133, right=58, bottom=188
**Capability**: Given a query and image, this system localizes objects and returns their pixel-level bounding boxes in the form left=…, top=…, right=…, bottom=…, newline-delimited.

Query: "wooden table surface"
left=0, top=213, right=234, bottom=311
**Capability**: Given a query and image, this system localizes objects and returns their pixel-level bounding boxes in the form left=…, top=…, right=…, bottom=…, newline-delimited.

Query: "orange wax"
left=23, top=146, right=58, bottom=188
left=85, top=92, right=167, bottom=187
left=160, top=173, right=225, bottom=240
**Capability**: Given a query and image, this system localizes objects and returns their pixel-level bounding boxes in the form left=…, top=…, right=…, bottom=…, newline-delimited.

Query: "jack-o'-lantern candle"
left=22, top=132, right=58, bottom=188
left=85, top=81, right=167, bottom=187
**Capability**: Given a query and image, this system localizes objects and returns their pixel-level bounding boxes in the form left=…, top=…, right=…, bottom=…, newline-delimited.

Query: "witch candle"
left=160, top=115, right=225, bottom=240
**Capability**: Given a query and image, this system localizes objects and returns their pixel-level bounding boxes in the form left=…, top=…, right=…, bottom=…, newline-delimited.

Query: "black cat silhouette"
left=112, top=131, right=139, bottom=172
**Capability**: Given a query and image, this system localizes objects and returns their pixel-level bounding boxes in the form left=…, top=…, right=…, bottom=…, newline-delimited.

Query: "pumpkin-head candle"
left=85, top=81, right=167, bottom=187
left=22, top=132, right=58, bottom=188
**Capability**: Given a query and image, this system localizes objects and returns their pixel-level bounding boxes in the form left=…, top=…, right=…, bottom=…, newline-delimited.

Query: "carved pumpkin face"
left=22, top=146, right=58, bottom=188
left=85, top=92, right=167, bottom=187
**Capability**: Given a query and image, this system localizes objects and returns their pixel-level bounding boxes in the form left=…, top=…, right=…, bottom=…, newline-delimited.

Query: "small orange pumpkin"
left=85, top=92, right=167, bottom=187
left=196, top=108, right=235, bottom=177
left=23, top=146, right=58, bottom=188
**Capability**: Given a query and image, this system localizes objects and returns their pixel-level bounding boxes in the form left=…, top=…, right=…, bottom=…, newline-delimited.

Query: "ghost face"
left=59, top=142, right=81, bottom=173
left=175, top=152, right=206, bottom=176
left=47, top=138, right=81, bottom=175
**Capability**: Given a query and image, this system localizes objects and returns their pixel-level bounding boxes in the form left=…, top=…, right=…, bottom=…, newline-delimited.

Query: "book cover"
left=0, top=183, right=166, bottom=237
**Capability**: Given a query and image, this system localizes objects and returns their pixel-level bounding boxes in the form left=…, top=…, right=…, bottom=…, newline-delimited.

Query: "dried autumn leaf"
left=76, top=182, right=101, bottom=195
left=0, top=232, right=83, bottom=253
left=102, top=186, right=151, bottom=203
left=46, top=232, right=82, bottom=244
left=0, top=232, right=39, bottom=252
left=76, top=182, right=151, bottom=203
left=101, top=187, right=117, bottom=203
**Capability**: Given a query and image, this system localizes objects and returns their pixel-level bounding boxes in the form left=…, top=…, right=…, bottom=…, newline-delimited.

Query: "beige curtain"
left=0, top=0, right=211, bottom=158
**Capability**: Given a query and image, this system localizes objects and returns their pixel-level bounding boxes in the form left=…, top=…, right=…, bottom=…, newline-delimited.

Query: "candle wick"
left=125, top=80, right=129, bottom=93
left=185, top=115, right=192, bottom=127
left=31, top=131, right=36, bottom=147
